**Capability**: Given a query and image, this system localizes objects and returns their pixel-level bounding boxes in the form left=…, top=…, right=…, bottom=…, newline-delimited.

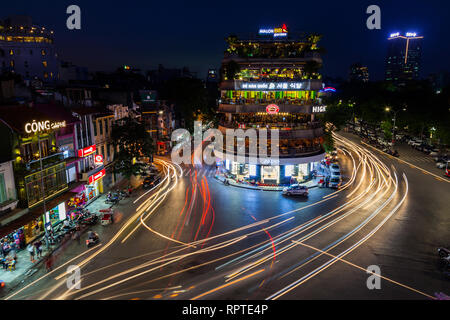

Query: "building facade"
left=0, top=15, right=59, bottom=83
left=385, top=32, right=423, bottom=84
left=349, top=63, right=369, bottom=82
left=216, top=27, right=326, bottom=186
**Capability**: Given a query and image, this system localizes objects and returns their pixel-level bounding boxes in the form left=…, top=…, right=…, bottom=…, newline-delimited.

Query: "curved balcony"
left=220, top=79, right=323, bottom=91
left=218, top=122, right=323, bottom=140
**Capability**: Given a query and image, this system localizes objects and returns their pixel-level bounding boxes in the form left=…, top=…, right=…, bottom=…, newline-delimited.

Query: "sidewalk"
left=214, top=174, right=321, bottom=191
left=0, top=177, right=134, bottom=292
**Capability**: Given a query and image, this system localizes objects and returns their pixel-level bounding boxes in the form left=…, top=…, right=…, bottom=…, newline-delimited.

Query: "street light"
left=385, top=106, right=407, bottom=146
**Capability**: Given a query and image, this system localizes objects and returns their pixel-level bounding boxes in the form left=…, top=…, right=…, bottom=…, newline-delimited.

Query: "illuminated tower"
left=385, top=32, right=423, bottom=84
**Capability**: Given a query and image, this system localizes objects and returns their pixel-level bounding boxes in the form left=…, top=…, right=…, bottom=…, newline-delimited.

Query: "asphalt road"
left=3, top=132, right=449, bottom=300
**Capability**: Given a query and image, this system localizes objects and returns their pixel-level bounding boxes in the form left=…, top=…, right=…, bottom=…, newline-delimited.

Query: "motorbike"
left=86, top=232, right=100, bottom=247
left=80, top=214, right=98, bottom=226
left=105, top=192, right=120, bottom=204
left=438, top=247, right=450, bottom=258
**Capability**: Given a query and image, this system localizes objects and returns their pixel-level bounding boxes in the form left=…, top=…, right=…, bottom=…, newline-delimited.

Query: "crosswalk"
left=181, top=167, right=218, bottom=178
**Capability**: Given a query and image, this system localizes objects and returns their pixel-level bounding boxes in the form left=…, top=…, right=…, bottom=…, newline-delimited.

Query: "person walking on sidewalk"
left=34, top=240, right=43, bottom=259
left=27, top=243, right=35, bottom=262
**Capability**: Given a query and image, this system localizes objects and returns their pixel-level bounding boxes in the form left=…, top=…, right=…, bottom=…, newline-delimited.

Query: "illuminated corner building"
left=349, top=63, right=369, bottom=82
left=0, top=15, right=59, bottom=82
left=216, top=26, right=326, bottom=186
left=385, top=32, right=423, bottom=84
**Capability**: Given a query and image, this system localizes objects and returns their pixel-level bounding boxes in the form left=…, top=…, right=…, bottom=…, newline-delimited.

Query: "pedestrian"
left=34, top=240, right=43, bottom=259
left=27, top=243, right=35, bottom=262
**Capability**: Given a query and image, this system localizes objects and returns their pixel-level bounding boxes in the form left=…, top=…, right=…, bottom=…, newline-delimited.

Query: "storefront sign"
left=88, top=169, right=105, bottom=184
left=78, top=145, right=96, bottom=157
left=312, top=105, right=327, bottom=113
left=25, top=120, right=66, bottom=133
left=236, top=81, right=305, bottom=91
left=266, top=104, right=280, bottom=114
left=94, top=154, right=104, bottom=165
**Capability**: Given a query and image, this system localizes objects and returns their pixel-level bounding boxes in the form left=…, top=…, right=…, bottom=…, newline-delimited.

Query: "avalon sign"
left=25, top=120, right=66, bottom=134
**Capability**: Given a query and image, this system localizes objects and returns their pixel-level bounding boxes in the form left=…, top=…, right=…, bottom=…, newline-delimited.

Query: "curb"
left=213, top=175, right=319, bottom=191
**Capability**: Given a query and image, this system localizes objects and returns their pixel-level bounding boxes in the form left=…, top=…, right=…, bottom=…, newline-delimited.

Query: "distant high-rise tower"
left=349, top=63, right=369, bottom=82
left=385, top=32, right=423, bottom=84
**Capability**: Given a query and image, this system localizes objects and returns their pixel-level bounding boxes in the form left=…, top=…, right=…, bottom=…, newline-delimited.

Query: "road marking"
left=361, top=141, right=449, bottom=184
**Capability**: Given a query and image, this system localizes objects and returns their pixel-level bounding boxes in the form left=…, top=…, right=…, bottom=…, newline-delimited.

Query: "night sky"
left=3, top=0, right=450, bottom=81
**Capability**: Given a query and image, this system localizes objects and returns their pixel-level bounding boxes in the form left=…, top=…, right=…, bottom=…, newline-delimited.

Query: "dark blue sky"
left=3, top=0, right=450, bottom=81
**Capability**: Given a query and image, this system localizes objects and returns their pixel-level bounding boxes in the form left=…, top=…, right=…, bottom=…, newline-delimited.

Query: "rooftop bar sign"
left=24, top=120, right=66, bottom=134
left=237, top=81, right=305, bottom=91
left=259, top=24, right=288, bottom=37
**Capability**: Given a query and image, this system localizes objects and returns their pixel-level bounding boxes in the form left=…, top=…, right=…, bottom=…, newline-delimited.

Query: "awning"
left=0, top=189, right=79, bottom=239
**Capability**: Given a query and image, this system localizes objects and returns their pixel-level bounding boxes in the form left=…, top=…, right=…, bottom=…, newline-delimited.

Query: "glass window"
left=99, top=121, right=103, bottom=135
left=0, top=173, right=7, bottom=203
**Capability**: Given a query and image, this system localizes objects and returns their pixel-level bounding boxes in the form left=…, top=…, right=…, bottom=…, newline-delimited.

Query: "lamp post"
left=38, top=134, right=50, bottom=249
left=385, top=106, right=407, bottom=146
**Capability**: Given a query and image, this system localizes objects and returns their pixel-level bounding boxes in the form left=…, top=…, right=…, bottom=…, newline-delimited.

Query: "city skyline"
left=1, top=1, right=449, bottom=81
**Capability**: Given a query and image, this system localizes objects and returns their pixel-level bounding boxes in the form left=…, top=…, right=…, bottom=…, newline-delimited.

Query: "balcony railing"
left=220, top=98, right=317, bottom=106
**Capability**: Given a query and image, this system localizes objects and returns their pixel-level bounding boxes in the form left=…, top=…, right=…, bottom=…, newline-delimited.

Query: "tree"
left=111, top=117, right=155, bottom=178
left=322, top=129, right=334, bottom=153
left=381, top=120, right=392, bottom=141
left=159, top=77, right=208, bottom=132
left=223, top=60, right=241, bottom=81
left=321, top=103, right=353, bottom=130
left=303, top=61, right=322, bottom=79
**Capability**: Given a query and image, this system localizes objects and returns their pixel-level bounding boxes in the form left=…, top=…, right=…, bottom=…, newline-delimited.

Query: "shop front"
left=221, top=160, right=319, bottom=187
left=85, top=168, right=105, bottom=202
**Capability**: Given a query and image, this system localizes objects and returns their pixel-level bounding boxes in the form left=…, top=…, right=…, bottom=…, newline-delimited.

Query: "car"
left=282, top=184, right=309, bottom=196
left=436, top=160, right=450, bottom=169
left=328, top=175, right=342, bottom=189
left=429, top=150, right=440, bottom=157
left=329, top=164, right=340, bottom=175
left=143, top=175, right=161, bottom=189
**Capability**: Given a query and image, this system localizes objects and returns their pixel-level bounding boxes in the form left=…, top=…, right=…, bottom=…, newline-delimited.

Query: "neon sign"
left=94, top=154, right=103, bottom=165
left=259, top=24, right=288, bottom=37
left=88, top=169, right=105, bottom=184
left=24, top=120, right=66, bottom=134
left=266, top=104, right=279, bottom=114
left=78, top=145, right=96, bottom=157
left=238, top=81, right=304, bottom=91
left=312, top=105, right=327, bottom=113
left=323, top=87, right=336, bottom=92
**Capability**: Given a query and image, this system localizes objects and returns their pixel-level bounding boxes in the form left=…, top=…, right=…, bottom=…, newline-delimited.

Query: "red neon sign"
left=266, top=104, right=279, bottom=114
left=88, top=169, right=105, bottom=184
left=78, top=145, right=96, bottom=157
left=94, top=154, right=103, bottom=165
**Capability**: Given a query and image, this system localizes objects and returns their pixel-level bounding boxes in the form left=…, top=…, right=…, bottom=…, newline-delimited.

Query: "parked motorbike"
left=80, top=214, right=98, bottom=226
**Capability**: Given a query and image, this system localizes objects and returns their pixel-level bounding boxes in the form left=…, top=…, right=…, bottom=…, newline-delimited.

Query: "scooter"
left=86, top=233, right=100, bottom=248
left=80, top=214, right=98, bottom=226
